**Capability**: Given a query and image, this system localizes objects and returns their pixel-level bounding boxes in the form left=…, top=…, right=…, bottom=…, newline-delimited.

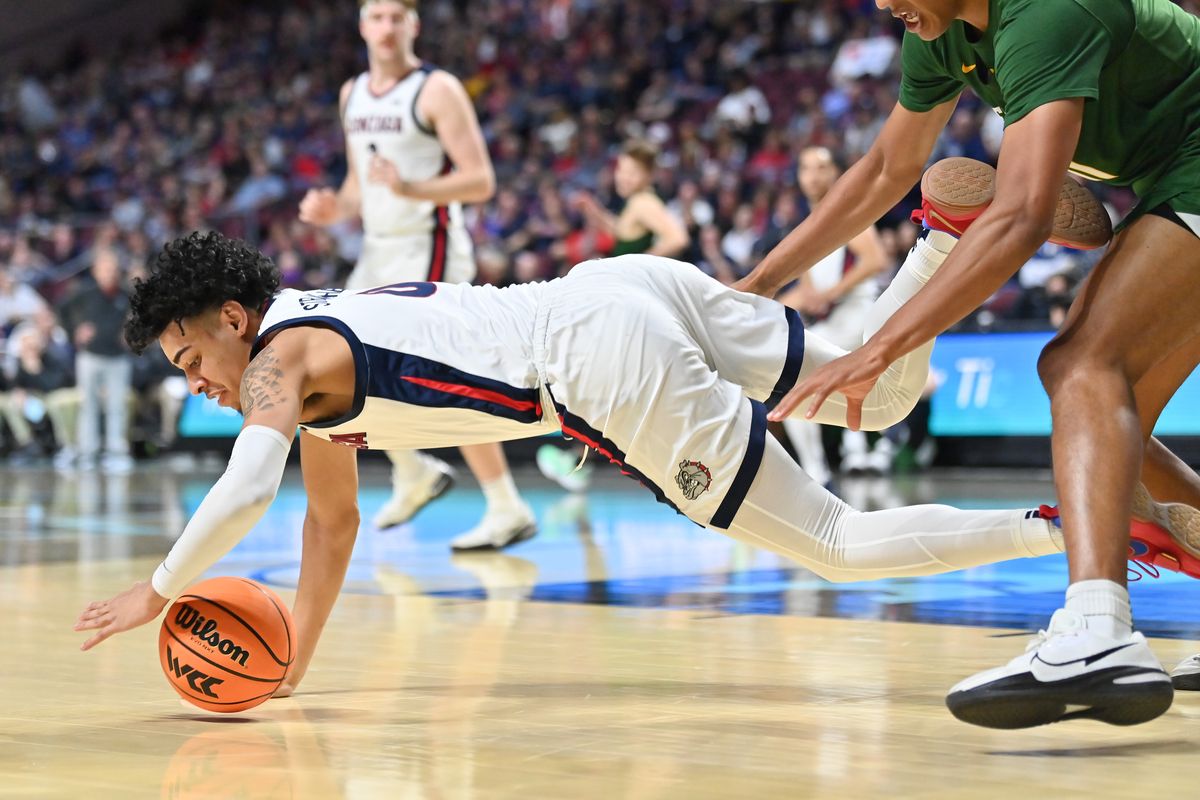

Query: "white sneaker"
left=450, top=503, right=537, bottom=551
left=1171, top=654, right=1200, bottom=691
left=536, top=444, right=592, bottom=493
left=946, top=609, right=1173, bottom=728
left=372, top=460, right=456, bottom=530
left=101, top=453, right=134, bottom=475
left=839, top=450, right=873, bottom=475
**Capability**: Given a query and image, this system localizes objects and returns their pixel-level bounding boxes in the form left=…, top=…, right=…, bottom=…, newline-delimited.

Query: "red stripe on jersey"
left=401, top=376, right=541, bottom=414
left=427, top=205, right=448, bottom=282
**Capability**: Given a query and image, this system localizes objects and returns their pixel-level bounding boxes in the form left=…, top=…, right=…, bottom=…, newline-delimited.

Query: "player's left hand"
left=767, top=344, right=890, bottom=430
left=74, top=580, right=169, bottom=651
left=366, top=153, right=409, bottom=196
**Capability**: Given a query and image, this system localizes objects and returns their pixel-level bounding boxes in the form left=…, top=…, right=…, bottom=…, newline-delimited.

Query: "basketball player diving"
left=74, top=227, right=1194, bottom=704
left=736, top=0, right=1200, bottom=728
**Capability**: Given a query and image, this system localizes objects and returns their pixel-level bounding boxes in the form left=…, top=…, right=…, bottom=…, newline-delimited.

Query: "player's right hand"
left=299, top=188, right=340, bottom=226
left=74, top=580, right=169, bottom=651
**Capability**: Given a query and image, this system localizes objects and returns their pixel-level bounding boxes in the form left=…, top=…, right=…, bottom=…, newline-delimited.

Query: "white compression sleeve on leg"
left=151, top=425, right=292, bottom=599
left=724, top=436, right=1059, bottom=583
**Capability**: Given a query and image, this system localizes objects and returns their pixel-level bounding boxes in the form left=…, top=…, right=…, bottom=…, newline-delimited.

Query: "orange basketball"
left=158, top=577, right=295, bottom=713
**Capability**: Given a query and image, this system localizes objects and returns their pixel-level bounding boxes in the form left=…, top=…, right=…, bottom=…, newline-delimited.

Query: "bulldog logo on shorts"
left=675, top=460, right=713, bottom=500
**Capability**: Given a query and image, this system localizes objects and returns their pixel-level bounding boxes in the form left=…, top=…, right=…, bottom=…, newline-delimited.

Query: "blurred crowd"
left=0, top=0, right=1196, bottom=467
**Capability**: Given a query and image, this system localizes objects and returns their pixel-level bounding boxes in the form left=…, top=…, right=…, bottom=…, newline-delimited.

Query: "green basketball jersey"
left=899, top=0, right=1200, bottom=197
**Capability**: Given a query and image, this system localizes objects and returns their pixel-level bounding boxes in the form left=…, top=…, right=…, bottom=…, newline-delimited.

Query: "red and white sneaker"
left=1129, top=482, right=1200, bottom=579
left=1037, top=492, right=1200, bottom=581
left=913, top=157, right=1113, bottom=250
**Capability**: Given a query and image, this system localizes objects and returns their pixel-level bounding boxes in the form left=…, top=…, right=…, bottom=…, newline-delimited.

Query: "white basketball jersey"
left=343, top=66, right=465, bottom=237
left=252, top=283, right=558, bottom=451
left=808, top=244, right=877, bottom=301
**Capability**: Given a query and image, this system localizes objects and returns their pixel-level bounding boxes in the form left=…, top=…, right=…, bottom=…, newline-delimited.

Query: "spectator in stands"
left=712, top=68, right=772, bottom=145
left=58, top=248, right=133, bottom=473
left=8, top=324, right=78, bottom=469
left=0, top=264, right=47, bottom=332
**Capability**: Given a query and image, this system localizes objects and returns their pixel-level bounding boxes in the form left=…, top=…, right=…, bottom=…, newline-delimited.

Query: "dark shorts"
left=1147, top=204, right=1200, bottom=239
left=1119, top=132, right=1200, bottom=239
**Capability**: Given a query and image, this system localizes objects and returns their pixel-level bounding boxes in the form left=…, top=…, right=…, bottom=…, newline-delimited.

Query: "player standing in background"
left=740, top=0, right=1200, bottom=728
left=300, top=0, right=535, bottom=550
left=778, top=147, right=889, bottom=484
left=572, top=139, right=690, bottom=258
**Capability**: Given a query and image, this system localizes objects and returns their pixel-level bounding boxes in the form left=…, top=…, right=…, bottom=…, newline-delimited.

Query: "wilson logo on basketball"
left=174, top=605, right=251, bottom=667
left=165, top=644, right=225, bottom=698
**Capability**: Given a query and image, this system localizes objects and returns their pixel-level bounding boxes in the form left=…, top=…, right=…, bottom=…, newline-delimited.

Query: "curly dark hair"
left=125, top=231, right=280, bottom=354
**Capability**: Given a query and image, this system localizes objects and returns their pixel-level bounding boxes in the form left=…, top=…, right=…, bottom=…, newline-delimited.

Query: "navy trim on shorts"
left=709, top=400, right=768, bottom=530
left=766, top=307, right=805, bottom=410
left=1148, top=204, right=1200, bottom=239
left=548, top=393, right=682, bottom=516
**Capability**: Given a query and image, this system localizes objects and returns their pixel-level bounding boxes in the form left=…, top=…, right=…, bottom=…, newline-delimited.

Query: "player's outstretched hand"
left=767, top=345, right=890, bottom=430
left=298, top=188, right=340, bottom=226
left=74, top=581, right=169, bottom=651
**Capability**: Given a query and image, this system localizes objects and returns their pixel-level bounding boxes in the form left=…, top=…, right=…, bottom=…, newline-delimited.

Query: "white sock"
left=481, top=471, right=523, bottom=514
left=387, top=449, right=442, bottom=487
left=1064, top=579, right=1132, bottom=639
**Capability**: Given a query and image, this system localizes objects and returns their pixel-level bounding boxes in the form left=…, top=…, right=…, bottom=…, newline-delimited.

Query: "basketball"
left=158, top=577, right=295, bottom=713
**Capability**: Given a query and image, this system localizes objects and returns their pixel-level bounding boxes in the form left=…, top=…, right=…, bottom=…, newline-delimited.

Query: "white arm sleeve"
left=151, top=425, right=293, bottom=599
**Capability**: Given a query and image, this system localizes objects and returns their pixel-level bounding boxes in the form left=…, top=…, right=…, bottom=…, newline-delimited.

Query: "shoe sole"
left=1132, top=482, right=1200, bottom=558
left=922, top=157, right=1113, bottom=250
left=1173, top=670, right=1200, bottom=691
left=947, top=668, right=1173, bottom=729
left=451, top=522, right=538, bottom=552
left=375, top=471, right=456, bottom=531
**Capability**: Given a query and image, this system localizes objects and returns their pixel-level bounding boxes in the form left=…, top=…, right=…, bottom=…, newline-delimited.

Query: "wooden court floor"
left=2, top=464, right=1199, bottom=799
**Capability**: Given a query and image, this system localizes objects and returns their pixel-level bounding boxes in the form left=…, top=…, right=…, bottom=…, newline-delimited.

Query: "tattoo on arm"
left=240, top=346, right=287, bottom=417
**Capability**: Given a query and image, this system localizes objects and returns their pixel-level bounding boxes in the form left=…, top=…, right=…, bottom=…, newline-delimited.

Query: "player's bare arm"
left=370, top=71, right=495, bottom=204
left=830, top=225, right=889, bottom=303
left=300, top=79, right=363, bottom=226
left=274, top=430, right=360, bottom=697
left=738, top=99, right=956, bottom=297
left=633, top=193, right=690, bottom=258
left=773, top=99, right=1085, bottom=426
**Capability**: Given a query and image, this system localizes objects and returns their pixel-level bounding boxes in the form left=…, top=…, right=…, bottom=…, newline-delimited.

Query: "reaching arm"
left=861, top=99, right=1084, bottom=364
left=738, top=99, right=957, bottom=297
left=75, top=339, right=307, bottom=649
left=770, top=99, right=1085, bottom=427
left=276, top=430, right=359, bottom=696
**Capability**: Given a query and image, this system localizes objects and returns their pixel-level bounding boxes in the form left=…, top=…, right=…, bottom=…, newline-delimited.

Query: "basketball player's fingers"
left=802, top=386, right=835, bottom=421
left=73, top=610, right=103, bottom=627
left=845, top=397, right=864, bottom=432
left=80, top=625, right=115, bottom=651
left=768, top=377, right=815, bottom=421
left=74, top=604, right=109, bottom=624
left=74, top=612, right=112, bottom=632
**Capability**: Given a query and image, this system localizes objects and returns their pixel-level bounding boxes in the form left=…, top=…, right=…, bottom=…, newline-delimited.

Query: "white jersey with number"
left=343, top=66, right=465, bottom=238
left=253, top=283, right=558, bottom=451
